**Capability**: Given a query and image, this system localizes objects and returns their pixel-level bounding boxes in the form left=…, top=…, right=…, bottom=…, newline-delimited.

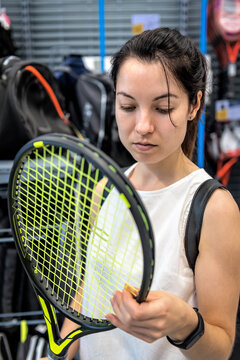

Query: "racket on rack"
left=8, top=133, right=155, bottom=360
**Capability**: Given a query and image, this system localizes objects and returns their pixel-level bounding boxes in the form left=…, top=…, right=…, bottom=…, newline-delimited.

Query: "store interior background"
left=0, top=1, right=240, bottom=359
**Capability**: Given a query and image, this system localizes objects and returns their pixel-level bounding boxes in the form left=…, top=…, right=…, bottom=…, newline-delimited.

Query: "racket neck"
left=39, top=293, right=88, bottom=358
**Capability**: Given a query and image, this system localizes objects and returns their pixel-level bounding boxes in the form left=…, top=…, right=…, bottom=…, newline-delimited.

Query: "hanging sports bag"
left=0, top=56, right=73, bottom=160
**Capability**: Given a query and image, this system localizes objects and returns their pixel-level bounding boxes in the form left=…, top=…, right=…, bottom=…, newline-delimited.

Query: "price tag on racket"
left=8, top=133, right=155, bottom=360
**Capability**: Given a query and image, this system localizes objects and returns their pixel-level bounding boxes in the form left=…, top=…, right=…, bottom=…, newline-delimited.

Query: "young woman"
left=41, top=27, right=240, bottom=360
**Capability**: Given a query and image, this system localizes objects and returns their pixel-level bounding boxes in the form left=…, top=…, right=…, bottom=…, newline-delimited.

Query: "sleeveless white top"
left=79, top=166, right=211, bottom=360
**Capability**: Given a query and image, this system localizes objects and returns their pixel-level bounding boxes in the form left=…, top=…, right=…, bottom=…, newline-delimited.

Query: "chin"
left=130, top=153, right=159, bottom=165
left=124, top=143, right=161, bottom=164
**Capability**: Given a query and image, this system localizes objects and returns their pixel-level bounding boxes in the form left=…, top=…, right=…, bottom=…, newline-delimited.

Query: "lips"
left=133, top=142, right=156, bottom=151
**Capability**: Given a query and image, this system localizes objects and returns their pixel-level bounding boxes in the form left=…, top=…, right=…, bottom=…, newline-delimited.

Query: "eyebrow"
left=116, top=91, right=178, bottom=101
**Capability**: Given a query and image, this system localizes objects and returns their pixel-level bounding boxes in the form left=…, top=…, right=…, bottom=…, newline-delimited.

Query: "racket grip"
left=47, top=348, right=68, bottom=360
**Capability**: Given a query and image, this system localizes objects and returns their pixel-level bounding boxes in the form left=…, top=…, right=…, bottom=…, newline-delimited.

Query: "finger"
left=111, top=290, right=155, bottom=328
left=107, top=294, right=166, bottom=341
left=111, top=289, right=167, bottom=325
left=106, top=312, right=119, bottom=325
left=110, top=290, right=122, bottom=314
left=105, top=313, right=159, bottom=343
left=111, top=289, right=154, bottom=322
left=114, top=289, right=140, bottom=321
left=110, top=290, right=134, bottom=325
left=146, top=290, right=165, bottom=301
left=121, top=289, right=165, bottom=322
left=107, top=309, right=165, bottom=337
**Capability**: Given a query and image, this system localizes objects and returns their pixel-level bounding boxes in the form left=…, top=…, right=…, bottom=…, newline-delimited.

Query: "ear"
left=188, top=91, right=202, bottom=120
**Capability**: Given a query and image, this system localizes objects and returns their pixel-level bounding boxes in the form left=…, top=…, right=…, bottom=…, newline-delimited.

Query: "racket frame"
left=8, top=133, right=155, bottom=358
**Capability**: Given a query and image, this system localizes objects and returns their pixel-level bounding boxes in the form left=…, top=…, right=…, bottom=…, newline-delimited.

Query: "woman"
left=42, top=27, right=240, bottom=360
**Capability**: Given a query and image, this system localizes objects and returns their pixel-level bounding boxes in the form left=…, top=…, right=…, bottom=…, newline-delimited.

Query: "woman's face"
left=115, top=57, right=199, bottom=166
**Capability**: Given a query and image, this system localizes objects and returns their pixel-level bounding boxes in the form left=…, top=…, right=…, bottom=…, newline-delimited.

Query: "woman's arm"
left=106, top=189, right=240, bottom=360
left=187, top=188, right=240, bottom=359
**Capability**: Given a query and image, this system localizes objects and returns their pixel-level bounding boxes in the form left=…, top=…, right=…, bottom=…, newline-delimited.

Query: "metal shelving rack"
left=0, top=161, right=46, bottom=360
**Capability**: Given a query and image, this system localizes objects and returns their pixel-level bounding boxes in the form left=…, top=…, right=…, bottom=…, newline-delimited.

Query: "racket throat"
left=38, top=295, right=82, bottom=358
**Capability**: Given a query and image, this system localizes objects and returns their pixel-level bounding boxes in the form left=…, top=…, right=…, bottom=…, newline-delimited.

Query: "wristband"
left=166, top=308, right=204, bottom=350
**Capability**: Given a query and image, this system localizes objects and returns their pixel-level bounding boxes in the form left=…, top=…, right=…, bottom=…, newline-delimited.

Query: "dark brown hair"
left=110, top=27, right=207, bottom=158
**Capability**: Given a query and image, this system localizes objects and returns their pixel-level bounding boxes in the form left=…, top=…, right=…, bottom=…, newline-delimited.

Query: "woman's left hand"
left=106, top=288, right=198, bottom=343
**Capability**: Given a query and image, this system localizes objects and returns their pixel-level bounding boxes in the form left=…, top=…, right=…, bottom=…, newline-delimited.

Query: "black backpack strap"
left=185, top=178, right=225, bottom=272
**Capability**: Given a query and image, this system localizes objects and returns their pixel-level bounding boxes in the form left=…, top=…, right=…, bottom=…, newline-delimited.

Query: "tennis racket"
left=8, top=133, right=155, bottom=360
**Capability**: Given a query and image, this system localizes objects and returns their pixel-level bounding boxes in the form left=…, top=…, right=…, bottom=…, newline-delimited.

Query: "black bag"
left=75, top=72, right=114, bottom=149
left=54, top=59, right=134, bottom=167
left=74, top=72, right=134, bottom=167
left=0, top=56, right=73, bottom=160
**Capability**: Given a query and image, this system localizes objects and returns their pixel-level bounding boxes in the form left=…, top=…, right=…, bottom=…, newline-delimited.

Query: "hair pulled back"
left=110, top=27, right=207, bottom=158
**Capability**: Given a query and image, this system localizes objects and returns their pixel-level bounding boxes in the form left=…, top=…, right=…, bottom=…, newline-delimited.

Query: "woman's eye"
left=156, top=108, right=173, bottom=114
left=120, top=105, right=135, bottom=112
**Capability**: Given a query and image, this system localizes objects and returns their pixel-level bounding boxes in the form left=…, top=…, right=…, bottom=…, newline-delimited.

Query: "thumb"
left=145, top=290, right=165, bottom=302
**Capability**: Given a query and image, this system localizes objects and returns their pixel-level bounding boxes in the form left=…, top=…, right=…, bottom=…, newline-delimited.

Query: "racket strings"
left=82, top=192, right=123, bottom=314
left=18, top=154, right=99, bottom=214
left=17, top=161, right=100, bottom=244
left=15, top=145, right=144, bottom=321
left=18, top=163, right=110, bottom=231
left=80, top=188, right=143, bottom=318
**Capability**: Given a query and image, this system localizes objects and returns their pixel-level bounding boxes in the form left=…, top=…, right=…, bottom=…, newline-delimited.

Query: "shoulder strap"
left=184, top=178, right=225, bottom=272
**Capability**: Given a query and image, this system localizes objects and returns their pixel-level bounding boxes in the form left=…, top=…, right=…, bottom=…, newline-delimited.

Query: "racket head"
left=8, top=133, right=155, bottom=331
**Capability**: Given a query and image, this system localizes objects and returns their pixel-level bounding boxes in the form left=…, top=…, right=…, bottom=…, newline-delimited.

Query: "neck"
left=129, top=150, right=199, bottom=191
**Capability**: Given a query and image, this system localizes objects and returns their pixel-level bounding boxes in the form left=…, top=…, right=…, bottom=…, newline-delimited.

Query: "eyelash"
left=156, top=108, right=174, bottom=114
left=119, top=106, right=174, bottom=114
left=120, top=106, right=135, bottom=112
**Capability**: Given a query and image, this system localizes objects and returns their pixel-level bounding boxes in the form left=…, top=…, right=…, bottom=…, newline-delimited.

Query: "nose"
left=135, top=110, right=154, bottom=135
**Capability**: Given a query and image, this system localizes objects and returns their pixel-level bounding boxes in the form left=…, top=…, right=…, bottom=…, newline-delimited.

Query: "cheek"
left=158, top=118, right=188, bottom=146
left=173, top=121, right=188, bottom=146
left=115, top=115, right=135, bottom=154
left=116, top=112, right=133, bottom=136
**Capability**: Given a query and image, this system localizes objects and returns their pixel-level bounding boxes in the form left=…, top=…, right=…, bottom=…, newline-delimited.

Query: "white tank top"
left=79, top=166, right=211, bottom=360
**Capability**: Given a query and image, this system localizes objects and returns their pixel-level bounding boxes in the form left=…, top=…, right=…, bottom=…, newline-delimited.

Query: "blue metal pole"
left=98, top=0, right=106, bottom=72
left=197, top=0, right=208, bottom=167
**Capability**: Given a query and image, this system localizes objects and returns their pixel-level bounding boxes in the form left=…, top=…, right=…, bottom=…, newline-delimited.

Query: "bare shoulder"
left=203, top=188, right=240, bottom=229
left=199, top=187, right=240, bottom=261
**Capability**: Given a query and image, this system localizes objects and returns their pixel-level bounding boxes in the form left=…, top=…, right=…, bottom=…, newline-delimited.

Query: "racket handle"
left=47, top=348, right=68, bottom=360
